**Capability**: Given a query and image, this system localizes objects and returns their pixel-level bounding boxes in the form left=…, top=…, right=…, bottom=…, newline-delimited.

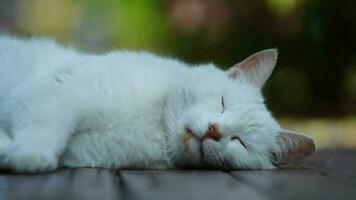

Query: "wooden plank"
left=231, top=169, right=356, bottom=200
left=0, top=168, right=119, bottom=200
left=300, top=150, right=356, bottom=185
left=302, top=150, right=356, bottom=172
left=119, top=170, right=265, bottom=200
left=0, top=150, right=354, bottom=200
left=230, top=150, right=356, bottom=200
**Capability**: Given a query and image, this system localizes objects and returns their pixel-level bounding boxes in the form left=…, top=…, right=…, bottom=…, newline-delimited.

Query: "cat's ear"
left=228, top=49, right=278, bottom=88
left=271, top=130, right=316, bottom=166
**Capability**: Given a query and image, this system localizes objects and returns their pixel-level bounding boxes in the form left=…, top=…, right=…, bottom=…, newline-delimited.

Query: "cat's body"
left=0, top=36, right=315, bottom=173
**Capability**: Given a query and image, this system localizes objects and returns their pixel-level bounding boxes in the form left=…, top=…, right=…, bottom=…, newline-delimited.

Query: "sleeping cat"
left=0, top=36, right=315, bottom=173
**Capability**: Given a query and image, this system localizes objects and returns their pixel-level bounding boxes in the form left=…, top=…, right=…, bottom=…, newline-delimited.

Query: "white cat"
left=0, top=36, right=315, bottom=173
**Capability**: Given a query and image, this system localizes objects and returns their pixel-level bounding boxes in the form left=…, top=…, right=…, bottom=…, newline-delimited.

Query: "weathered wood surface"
left=0, top=150, right=355, bottom=200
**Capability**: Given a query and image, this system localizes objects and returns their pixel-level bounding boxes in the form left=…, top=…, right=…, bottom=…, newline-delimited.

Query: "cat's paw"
left=1, top=147, right=58, bottom=173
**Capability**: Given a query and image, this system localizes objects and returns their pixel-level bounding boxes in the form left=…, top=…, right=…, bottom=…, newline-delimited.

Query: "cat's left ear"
left=271, top=130, right=316, bottom=166
left=228, top=49, right=278, bottom=88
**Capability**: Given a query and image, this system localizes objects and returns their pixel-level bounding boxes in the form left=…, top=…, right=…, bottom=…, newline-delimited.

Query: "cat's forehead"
left=187, top=78, right=262, bottom=102
left=181, top=65, right=263, bottom=104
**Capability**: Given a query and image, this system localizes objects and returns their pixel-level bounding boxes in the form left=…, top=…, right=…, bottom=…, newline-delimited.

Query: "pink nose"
left=201, top=123, right=222, bottom=141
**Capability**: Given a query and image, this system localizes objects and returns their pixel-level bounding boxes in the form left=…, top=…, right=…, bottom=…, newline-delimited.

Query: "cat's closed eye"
left=231, top=136, right=248, bottom=149
left=221, top=96, right=225, bottom=113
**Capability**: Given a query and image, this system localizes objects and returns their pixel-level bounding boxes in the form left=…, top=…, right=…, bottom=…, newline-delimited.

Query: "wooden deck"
left=1, top=150, right=355, bottom=200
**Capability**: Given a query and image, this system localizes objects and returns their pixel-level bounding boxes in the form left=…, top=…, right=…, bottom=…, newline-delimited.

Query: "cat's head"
left=164, top=49, right=315, bottom=169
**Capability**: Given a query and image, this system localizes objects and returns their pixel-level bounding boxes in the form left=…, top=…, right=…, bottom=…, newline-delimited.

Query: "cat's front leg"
left=1, top=101, right=77, bottom=173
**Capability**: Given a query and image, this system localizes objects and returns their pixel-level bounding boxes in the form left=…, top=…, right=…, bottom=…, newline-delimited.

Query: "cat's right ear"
left=228, top=49, right=278, bottom=88
left=271, top=130, right=316, bottom=166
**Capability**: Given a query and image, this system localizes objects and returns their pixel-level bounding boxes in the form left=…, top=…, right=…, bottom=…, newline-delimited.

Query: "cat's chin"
left=181, top=139, right=231, bottom=169
left=185, top=137, right=204, bottom=160
left=179, top=131, right=217, bottom=166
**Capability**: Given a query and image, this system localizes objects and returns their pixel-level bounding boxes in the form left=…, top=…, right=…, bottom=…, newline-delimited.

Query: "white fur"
left=0, top=36, right=283, bottom=172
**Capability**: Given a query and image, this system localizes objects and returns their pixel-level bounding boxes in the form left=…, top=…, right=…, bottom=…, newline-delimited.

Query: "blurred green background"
left=0, top=0, right=355, bottom=149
